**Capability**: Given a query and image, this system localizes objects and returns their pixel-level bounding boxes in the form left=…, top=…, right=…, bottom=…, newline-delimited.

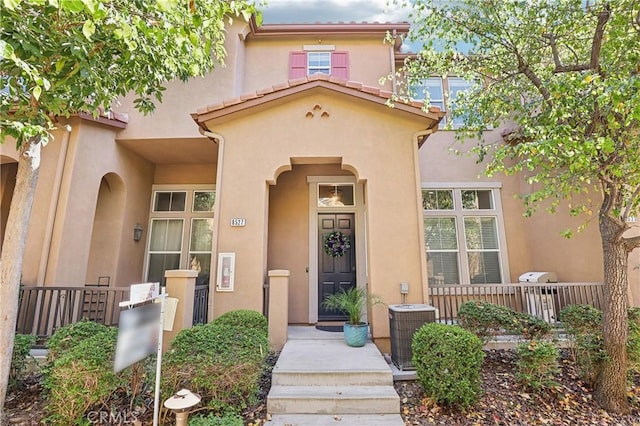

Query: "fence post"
left=268, top=270, right=290, bottom=351
left=163, top=270, right=198, bottom=352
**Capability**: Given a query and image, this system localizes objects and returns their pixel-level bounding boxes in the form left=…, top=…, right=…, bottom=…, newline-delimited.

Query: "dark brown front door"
left=318, top=213, right=356, bottom=320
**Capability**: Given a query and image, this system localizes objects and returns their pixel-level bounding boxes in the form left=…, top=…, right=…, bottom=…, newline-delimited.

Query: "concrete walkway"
left=266, top=326, right=405, bottom=426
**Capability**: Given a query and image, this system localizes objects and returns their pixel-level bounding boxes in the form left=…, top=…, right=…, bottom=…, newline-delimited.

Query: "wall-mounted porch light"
left=133, top=223, right=144, bottom=242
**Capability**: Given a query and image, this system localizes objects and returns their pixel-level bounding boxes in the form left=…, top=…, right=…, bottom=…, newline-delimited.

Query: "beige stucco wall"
left=25, top=118, right=155, bottom=287
left=115, top=20, right=249, bottom=140
left=418, top=130, right=605, bottom=284
left=243, top=35, right=394, bottom=93
left=204, top=88, right=432, bottom=340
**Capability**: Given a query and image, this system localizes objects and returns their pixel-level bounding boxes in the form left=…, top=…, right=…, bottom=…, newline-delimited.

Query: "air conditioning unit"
left=388, top=304, right=437, bottom=371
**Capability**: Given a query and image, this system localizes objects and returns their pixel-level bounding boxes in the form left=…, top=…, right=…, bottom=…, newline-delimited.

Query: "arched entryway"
left=267, top=161, right=366, bottom=324
left=85, top=173, right=125, bottom=286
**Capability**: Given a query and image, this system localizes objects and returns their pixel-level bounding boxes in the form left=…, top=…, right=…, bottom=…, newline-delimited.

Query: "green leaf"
left=82, top=20, right=96, bottom=40
left=60, top=0, right=84, bottom=13
left=3, top=0, right=20, bottom=11
left=32, top=85, right=42, bottom=101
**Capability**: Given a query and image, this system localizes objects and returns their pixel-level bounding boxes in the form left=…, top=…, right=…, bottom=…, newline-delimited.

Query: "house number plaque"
left=230, top=218, right=246, bottom=227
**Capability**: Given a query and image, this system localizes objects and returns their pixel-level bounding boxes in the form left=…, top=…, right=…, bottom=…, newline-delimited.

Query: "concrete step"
left=267, top=413, right=405, bottom=425
left=266, top=385, right=400, bottom=414
left=272, top=369, right=393, bottom=386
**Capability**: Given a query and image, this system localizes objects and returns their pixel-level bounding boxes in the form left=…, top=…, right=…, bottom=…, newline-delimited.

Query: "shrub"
left=162, top=320, right=269, bottom=415
left=516, top=341, right=559, bottom=392
left=189, top=412, right=244, bottom=426
left=457, top=300, right=551, bottom=343
left=44, top=326, right=127, bottom=424
left=46, top=320, right=110, bottom=362
left=10, top=334, right=36, bottom=389
left=560, top=304, right=640, bottom=386
left=213, top=309, right=268, bottom=335
left=627, top=307, right=640, bottom=373
left=412, top=323, right=484, bottom=409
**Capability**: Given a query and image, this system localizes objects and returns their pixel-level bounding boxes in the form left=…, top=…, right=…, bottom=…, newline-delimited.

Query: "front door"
left=318, top=213, right=356, bottom=320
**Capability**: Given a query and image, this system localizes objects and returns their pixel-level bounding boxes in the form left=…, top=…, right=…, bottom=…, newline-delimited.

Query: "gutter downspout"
left=37, top=124, right=72, bottom=286
left=199, top=128, right=224, bottom=322
left=412, top=128, right=435, bottom=305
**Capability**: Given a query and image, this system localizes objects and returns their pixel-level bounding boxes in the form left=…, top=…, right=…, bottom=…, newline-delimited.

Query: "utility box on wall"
left=388, top=304, right=437, bottom=370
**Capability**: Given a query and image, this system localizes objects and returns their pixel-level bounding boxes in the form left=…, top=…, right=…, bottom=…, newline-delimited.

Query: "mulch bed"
left=3, top=350, right=639, bottom=425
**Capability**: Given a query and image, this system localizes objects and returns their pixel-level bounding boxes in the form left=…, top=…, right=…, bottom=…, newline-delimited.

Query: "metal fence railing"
left=428, top=282, right=605, bottom=326
left=193, top=283, right=209, bottom=325
left=16, top=285, right=130, bottom=346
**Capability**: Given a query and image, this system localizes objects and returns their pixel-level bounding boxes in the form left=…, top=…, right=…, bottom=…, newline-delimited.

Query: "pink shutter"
left=331, top=51, right=349, bottom=79
left=289, top=51, right=307, bottom=79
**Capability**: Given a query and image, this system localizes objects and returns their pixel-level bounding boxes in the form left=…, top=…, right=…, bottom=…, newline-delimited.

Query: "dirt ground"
left=3, top=350, right=639, bottom=425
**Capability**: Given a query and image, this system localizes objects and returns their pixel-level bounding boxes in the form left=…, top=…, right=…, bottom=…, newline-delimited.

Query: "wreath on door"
left=324, top=231, right=351, bottom=257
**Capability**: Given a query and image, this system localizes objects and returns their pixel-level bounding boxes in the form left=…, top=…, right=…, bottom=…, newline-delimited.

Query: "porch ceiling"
left=116, top=137, right=218, bottom=165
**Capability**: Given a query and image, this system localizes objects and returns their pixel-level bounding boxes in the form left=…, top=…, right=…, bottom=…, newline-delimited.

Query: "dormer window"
left=289, top=50, right=349, bottom=79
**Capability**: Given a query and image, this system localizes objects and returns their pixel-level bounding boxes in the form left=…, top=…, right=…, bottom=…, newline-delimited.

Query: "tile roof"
left=192, top=73, right=443, bottom=124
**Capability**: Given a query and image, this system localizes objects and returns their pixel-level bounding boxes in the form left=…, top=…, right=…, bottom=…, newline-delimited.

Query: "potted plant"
left=322, top=287, right=383, bottom=347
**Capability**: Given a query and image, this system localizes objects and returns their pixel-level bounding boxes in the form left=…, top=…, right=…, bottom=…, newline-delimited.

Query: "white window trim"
left=144, top=184, right=216, bottom=283
left=422, top=184, right=510, bottom=284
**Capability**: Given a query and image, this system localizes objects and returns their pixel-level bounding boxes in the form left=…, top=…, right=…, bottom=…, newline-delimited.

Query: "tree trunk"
left=0, top=137, right=42, bottom=414
left=593, top=212, right=629, bottom=414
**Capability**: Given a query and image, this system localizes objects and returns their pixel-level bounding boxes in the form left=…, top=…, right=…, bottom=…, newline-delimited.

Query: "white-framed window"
left=318, top=183, right=355, bottom=207
left=410, top=76, right=477, bottom=128
left=423, top=185, right=508, bottom=285
left=308, top=52, right=331, bottom=75
left=145, top=185, right=215, bottom=286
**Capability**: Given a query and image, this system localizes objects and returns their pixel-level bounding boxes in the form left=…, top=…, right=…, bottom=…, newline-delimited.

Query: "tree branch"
left=545, top=34, right=590, bottom=73
left=590, top=4, right=611, bottom=72
left=623, top=235, right=640, bottom=252
left=516, top=53, right=551, bottom=102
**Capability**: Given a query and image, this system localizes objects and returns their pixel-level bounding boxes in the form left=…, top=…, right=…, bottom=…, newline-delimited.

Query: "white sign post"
left=115, top=283, right=166, bottom=426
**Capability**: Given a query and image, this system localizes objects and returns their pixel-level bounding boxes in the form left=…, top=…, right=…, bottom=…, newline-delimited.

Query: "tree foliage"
left=0, top=0, right=259, bottom=412
left=399, top=0, right=639, bottom=413
left=1, top=0, right=259, bottom=146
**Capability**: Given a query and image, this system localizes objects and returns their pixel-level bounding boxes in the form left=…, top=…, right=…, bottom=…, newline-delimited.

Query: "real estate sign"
left=114, top=302, right=161, bottom=372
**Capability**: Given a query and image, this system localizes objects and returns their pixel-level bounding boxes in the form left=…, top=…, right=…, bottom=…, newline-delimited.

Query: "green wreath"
left=324, top=231, right=351, bottom=257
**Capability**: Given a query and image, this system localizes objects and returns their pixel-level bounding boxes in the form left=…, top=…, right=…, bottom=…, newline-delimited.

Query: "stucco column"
left=163, top=269, right=197, bottom=352
left=268, top=270, right=290, bottom=351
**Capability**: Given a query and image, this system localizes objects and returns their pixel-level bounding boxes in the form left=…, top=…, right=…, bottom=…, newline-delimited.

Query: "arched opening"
left=85, top=173, right=126, bottom=286
left=0, top=156, right=18, bottom=255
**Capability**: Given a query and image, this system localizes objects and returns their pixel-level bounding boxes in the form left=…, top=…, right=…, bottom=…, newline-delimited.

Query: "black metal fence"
left=429, top=282, right=605, bottom=326
left=193, top=283, right=209, bottom=325
left=16, top=286, right=130, bottom=346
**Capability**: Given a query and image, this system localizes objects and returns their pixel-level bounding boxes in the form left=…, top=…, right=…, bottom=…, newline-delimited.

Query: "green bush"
left=213, top=309, right=268, bottom=334
left=412, top=323, right=484, bottom=409
left=628, top=307, right=640, bottom=373
left=10, top=334, right=36, bottom=388
left=162, top=320, right=269, bottom=416
left=46, top=320, right=110, bottom=362
left=189, top=412, right=244, bottom=426
left=560, top=304, right=640, bottom=386
left=458, top=300, right=552, bottom=343
left=516, top=341, right=559, bottom=392
left=44, top=326, right=126, bottom=424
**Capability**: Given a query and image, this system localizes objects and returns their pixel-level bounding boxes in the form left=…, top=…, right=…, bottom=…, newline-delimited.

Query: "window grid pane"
left=422, top=189, right=454, bottom=210
left=448, top=78, right=476, bottom=127
left=462, top=190, right=494, bottom=210
left=308, top=52, right=330, bottom=75
left=154, top=191, right=187, bottom=212
left=425, top=217, right=459, bottom=285
left=464, top=217, right=499, bottom=250
left=193, top=191, right=215, bottom=212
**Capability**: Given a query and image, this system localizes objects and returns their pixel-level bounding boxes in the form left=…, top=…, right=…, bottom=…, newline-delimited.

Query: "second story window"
left=410, top=76, right=477, bottom=128
left=289, top=51, right=349, bottom=80
left=308, top=52, right=331, bottom=75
